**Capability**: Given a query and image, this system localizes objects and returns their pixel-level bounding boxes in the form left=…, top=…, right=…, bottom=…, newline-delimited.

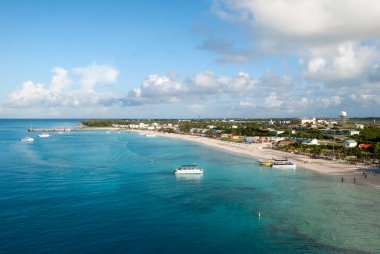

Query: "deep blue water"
left=0, top=119, right=379, bottom=253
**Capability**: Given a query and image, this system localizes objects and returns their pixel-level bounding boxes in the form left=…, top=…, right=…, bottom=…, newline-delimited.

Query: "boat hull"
left=272, top=164, right=296, bottom=170
left=174, top=169, right=203, bottom=174
left=20, top=137, right=34, bottom=142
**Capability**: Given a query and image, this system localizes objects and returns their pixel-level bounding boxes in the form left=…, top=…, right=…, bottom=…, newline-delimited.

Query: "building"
left=302, top=139, right=318, bottom=145
left=358, top=144, right=371, bottom=149
left=342, top=129, right=360, bottom=136
left=270, top=130, right=285, bottom=136
left=277, top=140, right=296, bottom=147
left=342, top=140, right=357, bottom=148
left=352, top=123, right=365, bottom=129
left=299, top=118, right=316, bottom=126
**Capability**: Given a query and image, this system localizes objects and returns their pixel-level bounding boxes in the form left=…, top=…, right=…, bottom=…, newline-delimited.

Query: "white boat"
left=138, top=132, right=146, bottom=136
left=174, top=164, right=203, bottom=174
left=145, top=134, right=157, bottom=137
left=38, top=133, right=50, bottom=138
left=20, top=137, right=34, bottom=142
left=272, top=159, right=296, bottom=169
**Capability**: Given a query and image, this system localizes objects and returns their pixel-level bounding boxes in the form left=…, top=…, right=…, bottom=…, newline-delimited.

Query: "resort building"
left=301, top=139, right=318, bottom=145
left=342, top=140, right=357, bottom=148
left=299, top=117, right=317, bottom=126
left=277, top=140, right=296, bottom=147
left=352, top=123, right=365, bottom=129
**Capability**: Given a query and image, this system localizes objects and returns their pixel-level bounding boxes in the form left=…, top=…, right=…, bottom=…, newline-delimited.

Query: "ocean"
left=0, top=119, right=379, bottom=253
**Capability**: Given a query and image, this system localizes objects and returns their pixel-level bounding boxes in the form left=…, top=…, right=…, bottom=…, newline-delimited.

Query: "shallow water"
left=0, top=119, right=379, bottom=253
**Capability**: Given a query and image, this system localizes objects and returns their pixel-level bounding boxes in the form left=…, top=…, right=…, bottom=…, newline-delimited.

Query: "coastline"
left=129, top=130, right=380, bottom=188
left=74, top=127, right=379, bottom=188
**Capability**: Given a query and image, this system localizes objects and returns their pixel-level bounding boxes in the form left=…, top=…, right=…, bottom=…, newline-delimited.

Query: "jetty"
left=28, top=128, right=72, bottom=132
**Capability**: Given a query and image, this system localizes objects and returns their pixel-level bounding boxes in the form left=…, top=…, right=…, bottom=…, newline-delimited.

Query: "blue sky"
left=1, top=0, right=379, bottom=118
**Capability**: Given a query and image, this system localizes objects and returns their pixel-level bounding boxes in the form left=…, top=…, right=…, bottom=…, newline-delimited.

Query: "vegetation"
left=357, top=127, right=380, bottom=143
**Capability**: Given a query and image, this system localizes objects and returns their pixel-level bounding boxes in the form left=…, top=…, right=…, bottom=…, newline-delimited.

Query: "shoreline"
left=71, top=127, right=380, bottom=188
left=130, top=130, right=380, bottom=188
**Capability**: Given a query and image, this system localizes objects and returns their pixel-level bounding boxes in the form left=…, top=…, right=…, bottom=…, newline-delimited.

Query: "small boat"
left=272, top=159, right=296, bottom=169
left=259, top=160, right=273, bottom=166
left=38, top=133, right=50, bottom=138
left=138, top=132, right=146, bottom=136
left=145, top=134, right=157, bottom=138
left=174, top=164, right=203, bottom=174
left=20, top=137, right=34, bottom=142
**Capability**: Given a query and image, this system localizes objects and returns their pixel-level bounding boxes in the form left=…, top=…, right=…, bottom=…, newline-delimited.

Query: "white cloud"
left=123, top=71, right=259, bottom=106
left=319, top=96, right=342, bottom=107
left=264, top=93, right=282, bottom=108
left=5, top=64, right=120, bottom=109
left=303, top=42, right=379, bottom=83
left=73, top=64, right=119, bottom=92
left=214, top=0, right=380, bottom=42
left=189, top=104, right=205, bottom=112
left=3, top=65, right=380, bottom=117
left=50, top=67, right=70, bottom=92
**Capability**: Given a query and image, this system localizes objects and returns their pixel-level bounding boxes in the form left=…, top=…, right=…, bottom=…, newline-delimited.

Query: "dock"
left=28, top=128, right=72, bottom=132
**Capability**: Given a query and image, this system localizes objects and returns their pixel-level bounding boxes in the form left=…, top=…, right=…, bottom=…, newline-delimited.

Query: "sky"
left=1, top=0, right=380, bottom=118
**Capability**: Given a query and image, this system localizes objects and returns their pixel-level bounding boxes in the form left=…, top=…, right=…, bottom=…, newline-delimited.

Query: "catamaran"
left=174, top=164, right=203, bottom=174
left=20, top=137, right=34, bottom=142
left=38, top=133, right=50, bottom=138
left=271, top=159, right=296, bottom=169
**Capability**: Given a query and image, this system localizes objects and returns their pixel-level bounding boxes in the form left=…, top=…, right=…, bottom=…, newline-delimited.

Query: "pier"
left=28, top=128, right=72, bottom=132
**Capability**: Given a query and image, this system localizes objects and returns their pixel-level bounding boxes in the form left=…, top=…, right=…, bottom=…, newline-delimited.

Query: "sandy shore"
left=77, top=127, right=379, bottom=188
left=130, top=130, right=379, bottom=188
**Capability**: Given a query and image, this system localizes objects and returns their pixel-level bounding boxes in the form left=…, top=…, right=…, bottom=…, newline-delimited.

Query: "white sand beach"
left=78, top=127, right=380, bottom=188
left=145, top=131, right=380, bottom=188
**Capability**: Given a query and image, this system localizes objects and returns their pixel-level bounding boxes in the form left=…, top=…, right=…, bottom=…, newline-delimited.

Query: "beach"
left=135, top=130, right=380, bottom=188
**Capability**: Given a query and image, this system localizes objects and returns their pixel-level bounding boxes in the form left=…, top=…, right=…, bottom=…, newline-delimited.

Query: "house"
left=277, top=140, right=295, bottom=147
left=341, top=129, right=360, bottom=136
left=299, top=117, right=316, bottom=126
left=302, top=139, right=318, bottom=145
left=270, top=130, right=285, bottom=136
left=352, top=123, right=365, bottom=129
left=342, top=140, right=357, bottom=148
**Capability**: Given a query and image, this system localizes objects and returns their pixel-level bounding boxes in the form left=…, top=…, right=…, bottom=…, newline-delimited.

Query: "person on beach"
left=341, top=176, right=344, bottom=183
left=354, top=177, right=356, bottom=183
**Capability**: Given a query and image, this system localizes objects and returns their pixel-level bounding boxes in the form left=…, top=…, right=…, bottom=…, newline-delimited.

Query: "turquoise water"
left=0, top=119, right=379, bottom=253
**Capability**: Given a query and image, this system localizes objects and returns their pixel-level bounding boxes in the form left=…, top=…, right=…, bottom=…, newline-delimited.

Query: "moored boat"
left=174, top=164, right=203, bottom=174
left=259, top=160, right=273, bottom=166
left=272, top=159, right=296, bottom=169
left=20, top=137, right=34, bottom=142
left=38, top=133, right=50, bottom=138
left=145, top=134, right=157, bottom=137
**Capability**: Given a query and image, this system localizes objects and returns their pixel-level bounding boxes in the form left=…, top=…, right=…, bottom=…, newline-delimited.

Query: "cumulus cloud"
left=73, top=64, right=119, bottom=91
left=122, top=71, right=259, bottom=106
left=303, top=42, right=379, bottom=83
left=214, top=0, right=380, bottom=43
left=5, top=64, right=120, bottom=109
left=4, top=64, right=380, bottom=117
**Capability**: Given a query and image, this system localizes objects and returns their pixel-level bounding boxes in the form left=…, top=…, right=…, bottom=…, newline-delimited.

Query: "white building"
left=300, top=118, right=316, bottom=125
left=269, top=129, right=285, bottom=135
left=352, top=123, right=365, bottom=129
left=302, top=139, right=318, bottom=145
left=342, top=140, right=357, bottom=148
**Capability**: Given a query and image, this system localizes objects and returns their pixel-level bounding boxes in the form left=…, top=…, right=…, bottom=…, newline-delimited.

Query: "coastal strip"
left=28, top=126, right=380, bottom=188
left=140, top=130, right=380, bottom=188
